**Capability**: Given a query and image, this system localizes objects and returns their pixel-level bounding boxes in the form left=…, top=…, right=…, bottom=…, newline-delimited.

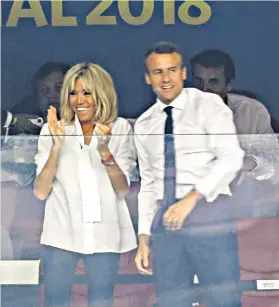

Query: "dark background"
left=1, top=1, right=279, bottom=119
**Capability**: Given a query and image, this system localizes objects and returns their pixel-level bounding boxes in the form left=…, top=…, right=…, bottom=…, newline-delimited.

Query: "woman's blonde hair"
left=60, top=63, right=118, bottom=124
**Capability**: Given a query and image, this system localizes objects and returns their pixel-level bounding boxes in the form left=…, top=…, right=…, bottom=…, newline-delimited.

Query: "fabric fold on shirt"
left=77, top=146, right=102, bottom=223
left=74, top=115, right=102, bottom=223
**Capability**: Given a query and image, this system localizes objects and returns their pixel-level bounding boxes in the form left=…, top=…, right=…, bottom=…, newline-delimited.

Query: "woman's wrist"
left=99, top=149, right=111, bottom=161
left=98, top=142, right=109, bottom=154
left=100, top=152, right=115, bottom=165
left=51, top=144, right=62, bottom=155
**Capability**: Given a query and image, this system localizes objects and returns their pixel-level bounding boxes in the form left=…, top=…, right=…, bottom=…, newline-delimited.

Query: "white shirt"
left=227, top=93, right=274, bottom=135
left=227, top=93, right=279, bottom=181
left=35, top=117, right=137, bottom=254
left=134, top=88, right=244, bottom=235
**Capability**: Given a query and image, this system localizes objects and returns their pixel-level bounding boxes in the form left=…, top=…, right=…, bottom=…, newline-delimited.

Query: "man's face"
left=192, top=64, right=232, bottom=99
left=145, top=52, right=186, bottom=104
left=36, top=71, right=65, bottom=118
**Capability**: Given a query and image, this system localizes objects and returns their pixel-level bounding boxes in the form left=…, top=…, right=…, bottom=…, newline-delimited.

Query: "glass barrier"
left=1, top=134, right=279, bottom=307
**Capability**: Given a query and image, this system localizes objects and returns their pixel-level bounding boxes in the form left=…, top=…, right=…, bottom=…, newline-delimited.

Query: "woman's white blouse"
left=35, top=117, right=137, bottom=254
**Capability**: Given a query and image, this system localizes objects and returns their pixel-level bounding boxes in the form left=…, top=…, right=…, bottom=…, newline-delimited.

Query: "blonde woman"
left=34, top=63, right=137, bottom=307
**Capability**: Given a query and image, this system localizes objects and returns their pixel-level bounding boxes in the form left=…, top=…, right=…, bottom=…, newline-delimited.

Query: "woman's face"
left=69, top=78, right=96, bottom=124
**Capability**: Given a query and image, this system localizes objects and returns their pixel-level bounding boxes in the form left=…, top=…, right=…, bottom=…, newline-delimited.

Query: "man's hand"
left=163, top=191, right=199, bottom=231
left=242, top=156, right=257, bottom=172
left=135, top=234, right=153, bottom=275
left=237, top=156, right=257, bottom=185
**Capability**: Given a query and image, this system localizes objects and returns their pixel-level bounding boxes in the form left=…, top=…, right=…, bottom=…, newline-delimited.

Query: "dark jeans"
left=152, top=229, right=241, bottom=307
left=151, top=187, right=245, bottom=307
left=41, top=245, right=120, bottom=307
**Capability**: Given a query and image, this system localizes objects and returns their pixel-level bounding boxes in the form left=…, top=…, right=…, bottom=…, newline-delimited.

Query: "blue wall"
left=1, top=1, right=279, bottom=119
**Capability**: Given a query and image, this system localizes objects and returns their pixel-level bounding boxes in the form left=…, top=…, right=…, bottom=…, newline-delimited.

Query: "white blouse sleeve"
left=109, top=118, right=137, bottom=185
left=34, top=123, right=53, bottom=176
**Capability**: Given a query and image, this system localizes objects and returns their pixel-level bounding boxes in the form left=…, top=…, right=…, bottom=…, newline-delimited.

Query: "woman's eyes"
left=69, top=91, right=76, bottom=96
left=69, top=91, right=91, bottom=96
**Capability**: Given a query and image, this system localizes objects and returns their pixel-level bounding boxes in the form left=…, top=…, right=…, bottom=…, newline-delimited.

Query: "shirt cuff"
left=138, top=222, right=152, bottom=236
left=194, top=181, right=214, bottom=201
left=193, top=188, right=204, bottom=201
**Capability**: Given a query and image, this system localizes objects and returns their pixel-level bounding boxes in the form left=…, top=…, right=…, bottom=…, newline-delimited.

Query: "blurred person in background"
left=191, top=49, right=279, bottom=189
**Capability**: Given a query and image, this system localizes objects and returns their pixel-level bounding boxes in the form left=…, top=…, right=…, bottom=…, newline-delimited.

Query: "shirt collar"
left=156, top=89, right=186, bottom=113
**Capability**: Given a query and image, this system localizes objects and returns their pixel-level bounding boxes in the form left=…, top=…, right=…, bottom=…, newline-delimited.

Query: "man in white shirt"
left=134, top=42, right=244, bottom=307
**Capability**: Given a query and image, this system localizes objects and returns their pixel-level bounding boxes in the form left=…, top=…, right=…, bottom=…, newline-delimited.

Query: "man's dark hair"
left=190, top=49, right=235, bottom=83
left=144, top=41, right=184, bottom=72
left=32, top=62, right=70, bottom=91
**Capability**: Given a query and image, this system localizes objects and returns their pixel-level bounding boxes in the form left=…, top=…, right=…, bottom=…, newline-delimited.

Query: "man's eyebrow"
left=168, top=66, right=178, bottom=70
left=151, top=68, right=162, bottom=72
left=151, top=66, right=178, bottom=72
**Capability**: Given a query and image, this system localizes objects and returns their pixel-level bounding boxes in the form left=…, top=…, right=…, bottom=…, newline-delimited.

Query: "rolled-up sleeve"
left=195, top=96, right=244, bottom=200
left=134, top=126, right=158, bottom=235
left=34, top=123, right=53, bottom=176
